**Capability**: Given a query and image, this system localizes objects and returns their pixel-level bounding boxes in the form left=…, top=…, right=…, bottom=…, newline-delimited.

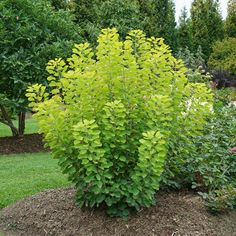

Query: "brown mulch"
left=0, top=188, right=236, bottom=236
left=0, top=134, right=48, bottom=155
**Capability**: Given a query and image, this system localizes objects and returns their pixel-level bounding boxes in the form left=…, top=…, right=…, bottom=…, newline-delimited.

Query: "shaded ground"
left=0, top=188, right=235, bottom=236
left=0, top=134, right=47, bottom=154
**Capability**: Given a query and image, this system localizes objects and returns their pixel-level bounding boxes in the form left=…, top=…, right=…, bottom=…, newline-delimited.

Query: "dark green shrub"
left=193, top=105, right=236, bottom=189
left=194, top=104, right=236, bottom=213
left=213, top=88, right=236, bottom=109
left=200, top=185, right=236, bottom=213
left=162, top=96, right=236, bottom=190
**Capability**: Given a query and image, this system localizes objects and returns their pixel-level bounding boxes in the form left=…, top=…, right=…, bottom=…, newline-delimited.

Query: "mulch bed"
left=0, top=188, right=236, bottom=236
left=0, top=134, right=48, bottom=155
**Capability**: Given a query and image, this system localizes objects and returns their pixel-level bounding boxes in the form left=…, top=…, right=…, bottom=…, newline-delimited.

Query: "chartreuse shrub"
left=26, top=28, right=213, bottom=217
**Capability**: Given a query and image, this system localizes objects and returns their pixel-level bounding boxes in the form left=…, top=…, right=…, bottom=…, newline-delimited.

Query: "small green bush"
left=213, top=88, right=236, bottom=109
left=201, top=185, right=236, bottom=213
left=27, top=28, right=212, bottom=217
left=162, top=88, right=236, bottom=212
left=196, top=104, right=236, bottom=213
left=193, top=105, right=236, bottom=190
left=172, top=102, right=236, bottom=212
left=186, top=68, right=212, bottom=84
left=208, top=38, right=236, bottom=76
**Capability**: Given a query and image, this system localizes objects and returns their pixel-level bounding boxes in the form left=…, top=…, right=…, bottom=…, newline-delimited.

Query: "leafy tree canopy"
left=0, top=0, right=81, bottom=136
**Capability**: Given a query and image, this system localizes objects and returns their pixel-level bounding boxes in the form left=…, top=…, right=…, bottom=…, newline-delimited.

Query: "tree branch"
left=0, top=103, right=19, bottom=136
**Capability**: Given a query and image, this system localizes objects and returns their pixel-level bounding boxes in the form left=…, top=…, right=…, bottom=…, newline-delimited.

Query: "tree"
left=177, top=7, right=193, bottom=50
left=191, top=0, right=224, bottom=60
left=74, top=0, right=140, bottom=42
left=73, top=0, right=177, bottom=51
left=225, top=0, right=236, bottom=37
left=177, top=46, right=205, bottom=70
left=138, top=0, right=177, bottom=51
left=0, top=0, right=81, bottom=136
left=165, top=0, right=178, bottom=51
left=96, top=0, right=140, bottom=39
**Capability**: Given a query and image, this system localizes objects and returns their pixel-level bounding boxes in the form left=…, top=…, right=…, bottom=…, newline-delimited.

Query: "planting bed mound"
left=0, top=188, right=236, bottom=236
left=0, top=134, right=47, bottom=154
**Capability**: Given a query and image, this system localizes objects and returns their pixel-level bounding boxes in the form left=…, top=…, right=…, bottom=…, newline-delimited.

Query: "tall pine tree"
left=166, top=0, right=178, bottom=51
left=191, top=0, right=224, bottom=59
left=138, top=0, right=177, bottom=51
left=177, top=7, right=193, bottom=50
left=225, top=0, right=236, bottom=37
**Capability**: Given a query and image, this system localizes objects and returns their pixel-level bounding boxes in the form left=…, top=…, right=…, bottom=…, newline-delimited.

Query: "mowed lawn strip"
left=0, top=118, right=38, bottom=137
left=0, top=153, right=70, bottom=209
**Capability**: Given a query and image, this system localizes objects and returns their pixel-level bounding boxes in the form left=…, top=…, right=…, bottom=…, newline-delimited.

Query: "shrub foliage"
left=27, top=28, right=212, bottom=216
left=208, top=37, right=236, bottom=76
left=193, top=104, right=236, bottom=212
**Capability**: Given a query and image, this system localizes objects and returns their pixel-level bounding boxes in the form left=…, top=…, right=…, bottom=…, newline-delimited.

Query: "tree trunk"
left=0, top=104, right=19, bottom=137
left=10, top=125, right=19, bottom=137
left=18, top=112, right=26, bottom=136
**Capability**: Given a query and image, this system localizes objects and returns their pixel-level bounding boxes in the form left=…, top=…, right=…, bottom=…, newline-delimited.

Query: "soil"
left=0, top=188, right=236, bottom=236
left=0, top=134, right=47, bottom=155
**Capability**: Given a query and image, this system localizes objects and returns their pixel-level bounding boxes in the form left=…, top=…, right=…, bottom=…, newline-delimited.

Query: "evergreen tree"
left=177, top=7, right=193, bottom=50
left=166, top=0, right=178, bottom=51
left=191, top=0, right=224, bottom=59
left=97, top=0, right=140, bottom=39
left=73, top=0, right=177, bottom=50
left=73, top=0, right=140, bottom=42
left=138, top=0, right=177, bottom=51
left=225, top=0, right=236, bottom=37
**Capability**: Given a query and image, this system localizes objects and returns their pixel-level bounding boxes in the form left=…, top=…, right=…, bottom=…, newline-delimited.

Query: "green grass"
left=0, top=118, right=38, bottom=137
left=0, top=153, right=70, bottom=209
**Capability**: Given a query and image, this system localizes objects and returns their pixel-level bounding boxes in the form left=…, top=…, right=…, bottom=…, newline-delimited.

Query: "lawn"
left=0, top=118, right=38, bottom=137
left=0, top=152, right=70, bottom=209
